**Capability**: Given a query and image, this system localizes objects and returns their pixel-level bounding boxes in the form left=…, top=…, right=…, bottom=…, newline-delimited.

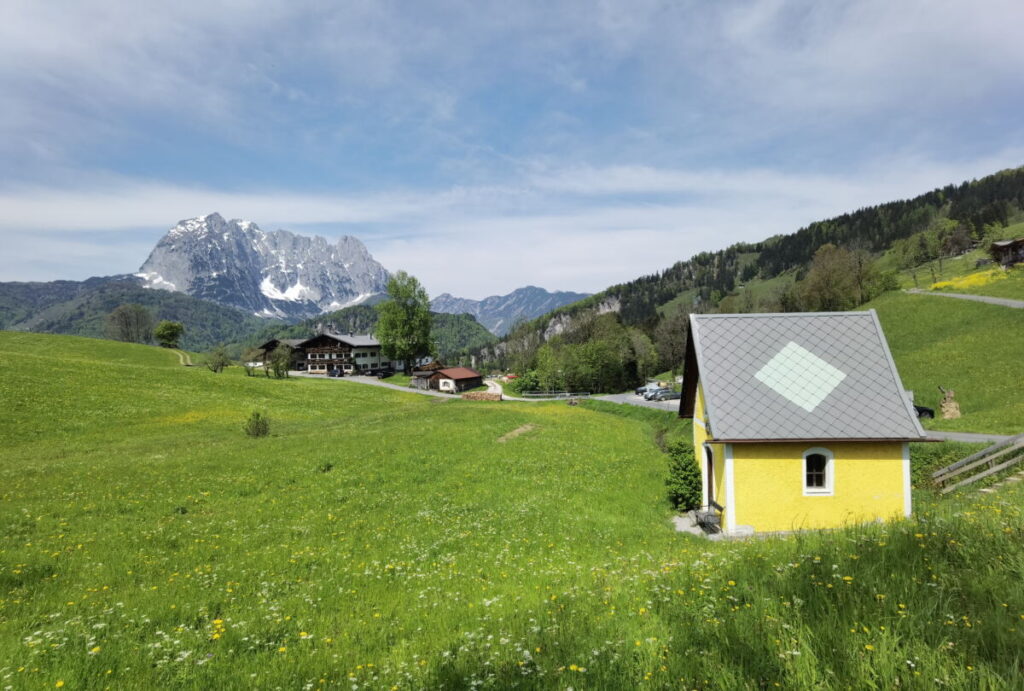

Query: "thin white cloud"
left=2, top=149, right=1020, bottom=295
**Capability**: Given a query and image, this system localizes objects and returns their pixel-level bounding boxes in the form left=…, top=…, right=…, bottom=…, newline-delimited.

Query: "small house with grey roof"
left=679, top=310, right=929, bottom=535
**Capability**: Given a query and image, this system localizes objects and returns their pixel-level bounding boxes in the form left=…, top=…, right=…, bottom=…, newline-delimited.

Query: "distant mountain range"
left=137, top=213, right=391, bottom=319
left=0, top=212, right=590, bottom=353
left=431, top=286, right=590, bottom=336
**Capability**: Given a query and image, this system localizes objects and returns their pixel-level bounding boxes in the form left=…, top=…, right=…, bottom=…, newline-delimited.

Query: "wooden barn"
left=990, top=237, right=1024, bottom=267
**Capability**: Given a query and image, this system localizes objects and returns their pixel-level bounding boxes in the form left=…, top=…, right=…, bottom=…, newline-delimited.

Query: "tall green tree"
left=154, top=320, right=184, bottom=348
left=375, top=271, right=433, bottom=374
left=800, top=243, right=859, bottom=311
left=105, top=304, right=154, bottom=344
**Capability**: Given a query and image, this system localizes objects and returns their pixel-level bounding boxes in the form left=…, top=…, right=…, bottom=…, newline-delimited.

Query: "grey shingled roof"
left=324, top=333, right=380, bottom=347
left=683, top=310, right=927, bottom=441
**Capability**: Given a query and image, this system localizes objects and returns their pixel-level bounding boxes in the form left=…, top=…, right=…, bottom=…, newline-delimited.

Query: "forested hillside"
left=0, top=276, right=270, bottom=352
left=479, top=166, right=1024, bottom=391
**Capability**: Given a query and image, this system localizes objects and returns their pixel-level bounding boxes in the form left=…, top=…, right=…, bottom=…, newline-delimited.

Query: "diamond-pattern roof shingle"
left=684, top=311, right=927, bottom=441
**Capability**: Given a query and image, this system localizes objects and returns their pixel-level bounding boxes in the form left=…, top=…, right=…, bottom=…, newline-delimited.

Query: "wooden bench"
left=695, top=500, right=724, bottom=533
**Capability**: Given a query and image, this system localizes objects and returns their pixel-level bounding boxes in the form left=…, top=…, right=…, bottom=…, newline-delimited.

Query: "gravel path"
left=905, top=288, right=1024, bottom=309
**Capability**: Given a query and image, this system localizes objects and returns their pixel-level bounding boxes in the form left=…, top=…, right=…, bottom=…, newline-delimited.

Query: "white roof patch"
left=754, top=341, right=846, bottom=413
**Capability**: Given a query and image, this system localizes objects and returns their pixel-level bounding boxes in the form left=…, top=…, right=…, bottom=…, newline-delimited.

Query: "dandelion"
left=89, top=645, right=101, bottom=654
left=56, top=682, right=65, bottom=688
left=865, top=645, right=875, bottom=651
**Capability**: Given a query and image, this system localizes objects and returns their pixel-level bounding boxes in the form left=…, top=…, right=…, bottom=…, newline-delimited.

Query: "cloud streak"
left=2, top=148, right=1020, bottom=296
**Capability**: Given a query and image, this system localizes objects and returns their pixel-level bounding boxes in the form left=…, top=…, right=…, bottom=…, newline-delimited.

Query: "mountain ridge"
left=138, top=213, right=390, bottom=319
left=430, top=285, right=591, bottom=336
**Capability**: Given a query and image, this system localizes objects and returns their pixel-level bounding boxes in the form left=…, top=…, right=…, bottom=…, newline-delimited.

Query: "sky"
left=2, top=0, right=1024, bottom=299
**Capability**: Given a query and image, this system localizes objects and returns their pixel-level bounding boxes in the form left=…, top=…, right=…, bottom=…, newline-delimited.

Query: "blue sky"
left=2, top=0, right=1023, bottom=298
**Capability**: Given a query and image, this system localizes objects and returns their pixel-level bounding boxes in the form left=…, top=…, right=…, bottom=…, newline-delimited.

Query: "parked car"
left=327, top=368, right=342, bottom=377
left=644, top=387, right=672, bottom=400
left=635, top=382, right=662, bottom=395
left=652, top=390, right=681, bottom=401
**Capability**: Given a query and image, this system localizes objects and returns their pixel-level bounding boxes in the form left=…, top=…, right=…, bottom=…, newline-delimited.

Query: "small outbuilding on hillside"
left=432, top=367, right=483, bottom=393
left=679, top=310, right=930, bottom=536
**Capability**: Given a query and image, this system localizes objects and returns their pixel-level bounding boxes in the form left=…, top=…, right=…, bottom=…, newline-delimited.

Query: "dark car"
left=653, top=390, right=681, bottom=401
left=327, top=368, right=342, bottom=377
left=376, top=368, right=395, bottom=379
left=643, top=387, right=672, bottom=400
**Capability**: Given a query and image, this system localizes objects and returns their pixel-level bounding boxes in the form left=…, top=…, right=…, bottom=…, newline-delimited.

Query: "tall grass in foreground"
left=1, top=332, right=1023, bottom=689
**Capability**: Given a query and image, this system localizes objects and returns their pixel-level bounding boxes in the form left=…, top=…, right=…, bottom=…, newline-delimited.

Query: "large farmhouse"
left=679, top=310, right=929, bottom=536
left=259, top=332, right=401, bottom=374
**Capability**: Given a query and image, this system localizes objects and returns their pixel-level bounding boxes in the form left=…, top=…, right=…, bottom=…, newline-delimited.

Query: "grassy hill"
left=866, top=291, right=1024, bottom=435
left=2, top=332, right=1024, bottom=688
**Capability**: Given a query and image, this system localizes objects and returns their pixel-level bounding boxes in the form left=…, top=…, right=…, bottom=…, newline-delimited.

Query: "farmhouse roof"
left=679, top=310, right=927, bottom=442
left=298, top=332, right=380, bottom=348
left=991, top=237, right=1024, bottom=248
left=258, top=338, right=305, bottom=350
left=437, top=367, right=482, bottom=380
left=326, top=332, right=380, bottom=347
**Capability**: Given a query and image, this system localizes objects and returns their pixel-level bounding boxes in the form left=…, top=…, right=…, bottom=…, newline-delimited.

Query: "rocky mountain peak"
left=137, top=213, right=390, bottom=319
left=431, top=286, right=590, bottom=336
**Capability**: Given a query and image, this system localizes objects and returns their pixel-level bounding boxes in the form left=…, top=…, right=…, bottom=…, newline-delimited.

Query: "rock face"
left=431, top=286, right=590, bottom=336
left=137, top=213, right=390, bottom=318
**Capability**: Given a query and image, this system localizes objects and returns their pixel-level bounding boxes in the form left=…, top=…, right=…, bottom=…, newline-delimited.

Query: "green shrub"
left=665, top=441, right=702, bottom=510
left=243, top=411, right=270, bottom=438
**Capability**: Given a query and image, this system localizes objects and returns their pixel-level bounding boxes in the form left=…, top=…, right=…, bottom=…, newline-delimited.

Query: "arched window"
left=803, top=447, right=834, bottom=496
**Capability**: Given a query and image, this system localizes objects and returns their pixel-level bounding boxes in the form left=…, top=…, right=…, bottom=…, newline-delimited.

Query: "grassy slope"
left=866, top=291, right=1024, bottom=434
left=875, top=220, right=1024, bottom=289
left=3, top=332, right=1024, bottom=688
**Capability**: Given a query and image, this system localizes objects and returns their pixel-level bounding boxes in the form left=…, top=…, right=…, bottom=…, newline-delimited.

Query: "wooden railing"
left=932, top=433, right=1024, bottom=494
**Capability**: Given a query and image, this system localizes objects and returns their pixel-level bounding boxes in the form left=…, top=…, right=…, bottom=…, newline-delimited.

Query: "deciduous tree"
left=154, top=320, right=184, bottom=348
left=375, top=271, right=433, bottom=374
left=205, top=345, right=231, bottom=373
left=105, top=304, right=154, bottom=344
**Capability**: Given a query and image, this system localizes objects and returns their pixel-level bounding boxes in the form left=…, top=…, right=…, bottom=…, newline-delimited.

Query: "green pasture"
left=2, top=332, right=1024, bottom=689
left=867, top=291, right=1024, bottom=434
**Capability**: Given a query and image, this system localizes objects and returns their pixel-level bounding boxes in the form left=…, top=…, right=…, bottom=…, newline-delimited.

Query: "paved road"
left=291, top=372, right=455, bottom=398
left=925, top=430, right=1014, bottom=444
left=593, top=392, right=681, bottom=412
left=905, top=288, right=1024, bottom=309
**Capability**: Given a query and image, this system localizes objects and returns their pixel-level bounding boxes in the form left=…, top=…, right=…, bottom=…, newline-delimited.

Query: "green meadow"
left=2, top=331, right=1024, bottom=689
left=867, top=291, right=1024, bottom=434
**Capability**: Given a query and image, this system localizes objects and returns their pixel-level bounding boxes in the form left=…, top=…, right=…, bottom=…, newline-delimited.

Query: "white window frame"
left=802, top=447, right=834, bottom=496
